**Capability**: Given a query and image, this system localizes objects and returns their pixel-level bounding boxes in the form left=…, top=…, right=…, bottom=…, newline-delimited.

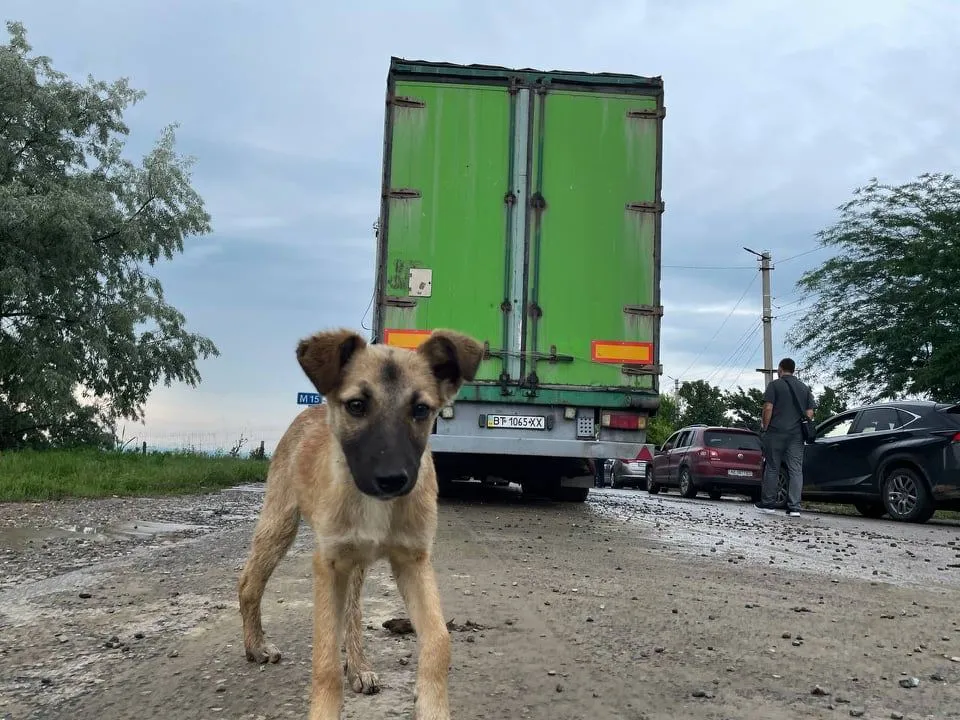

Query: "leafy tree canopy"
left=677, top=380, right=727, bottom=428
left=787, top=172, right=960, bottom=403
left=0, top=21, right=218, bottom=450
left=647, top=392, right=678, bottom=447
left=725, top=386, right=765, bottom=433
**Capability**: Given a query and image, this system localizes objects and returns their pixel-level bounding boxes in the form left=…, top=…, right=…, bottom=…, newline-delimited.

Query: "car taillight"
left=697, top=448, right=720, bottom=460
left=952, top=432, right=960, bottom=443
left=600, top=412, right=647, bottom=430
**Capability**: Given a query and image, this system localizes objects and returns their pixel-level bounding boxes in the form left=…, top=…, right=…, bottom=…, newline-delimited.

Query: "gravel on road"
left=2, top=484, right=959, bottom=720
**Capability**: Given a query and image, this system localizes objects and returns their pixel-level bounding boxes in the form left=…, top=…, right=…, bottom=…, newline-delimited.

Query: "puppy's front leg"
left=310, top=552, right=350, bottom=720
left=390, top=551, right=450, bottom=720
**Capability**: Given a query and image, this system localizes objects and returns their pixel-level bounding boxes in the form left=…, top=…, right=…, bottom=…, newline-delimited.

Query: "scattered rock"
left=811, top=685, right=830, bottom=696
left=691, top=689, right=715, bottom=699
left=849, top=708, right=865, bottom=717
left=78, top=592, right=92, bottom=599
left=898, top=676, right=919, bottom=689
left=382, top=618, right=414, bottom=635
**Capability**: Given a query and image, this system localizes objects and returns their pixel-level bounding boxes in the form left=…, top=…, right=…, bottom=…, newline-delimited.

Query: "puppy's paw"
left=245, top=641, right=282, bottom=664
left=348, top=668, right=380, bottom=695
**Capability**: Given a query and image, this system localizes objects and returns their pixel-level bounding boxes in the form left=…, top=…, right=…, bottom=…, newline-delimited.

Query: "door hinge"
left=530, top=192, right=547, bottom=210
left=627, top=107, right=666, bottom=120
left=623, top=304, right=664, bottom=317
left=621, top=363, right=663, bottom=376
left=382, top=296, right=417, bottom=308
left=391, top=96, right=425, bottom=109
left=387, top=188, right=422, bottom=200
left=625, top=201, right=665, bottom=214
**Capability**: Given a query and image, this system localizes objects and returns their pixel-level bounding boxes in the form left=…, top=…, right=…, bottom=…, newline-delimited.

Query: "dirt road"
left=2, top=483, right=960, bottom=720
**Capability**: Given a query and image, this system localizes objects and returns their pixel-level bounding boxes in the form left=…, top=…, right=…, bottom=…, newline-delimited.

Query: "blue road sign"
left=297, top=392, right=323, bottom=405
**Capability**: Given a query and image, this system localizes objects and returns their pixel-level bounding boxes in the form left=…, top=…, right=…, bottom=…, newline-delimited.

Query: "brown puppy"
left=238, top=327, right=484, bottom=720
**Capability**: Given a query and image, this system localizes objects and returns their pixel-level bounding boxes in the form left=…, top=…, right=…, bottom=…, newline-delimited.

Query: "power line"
left=723, top=338, right=765, bottom=392
left=663, top=264, right=754, bottom=270
left=677, top=272, right=758, bottom=380
left=778, top=247, right=824, bottom=264
left=704, top=319, right=762, bottom=386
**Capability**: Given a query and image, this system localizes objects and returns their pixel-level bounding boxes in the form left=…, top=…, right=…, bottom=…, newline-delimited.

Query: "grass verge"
left=805, top=501, right=960, bottom=524
left=0, top=448, right=268, bottom=502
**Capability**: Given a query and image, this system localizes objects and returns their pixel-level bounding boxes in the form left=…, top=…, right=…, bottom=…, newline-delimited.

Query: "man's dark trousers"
left=760, top=429, right=804, bottom=512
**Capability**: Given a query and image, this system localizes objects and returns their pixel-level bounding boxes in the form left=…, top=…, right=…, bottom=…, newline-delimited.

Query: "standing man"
left=758, top=358, right=816, bottom=517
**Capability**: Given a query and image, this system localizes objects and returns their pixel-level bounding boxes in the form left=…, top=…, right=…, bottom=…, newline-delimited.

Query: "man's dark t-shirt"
left=764, top=375, right=816, bottom=435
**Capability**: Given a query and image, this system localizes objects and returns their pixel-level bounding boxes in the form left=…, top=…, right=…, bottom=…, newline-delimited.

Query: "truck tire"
left=557, top=486, right=590, bottom=502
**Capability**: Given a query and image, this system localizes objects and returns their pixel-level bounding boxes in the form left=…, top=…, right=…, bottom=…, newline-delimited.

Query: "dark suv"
left=648, top=425, right=763, bottom=501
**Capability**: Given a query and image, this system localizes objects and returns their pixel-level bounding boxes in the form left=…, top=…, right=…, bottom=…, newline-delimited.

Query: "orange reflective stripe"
left=383, top=329, right=431, bottom=349
left=590, top=340, right=653, bottom=364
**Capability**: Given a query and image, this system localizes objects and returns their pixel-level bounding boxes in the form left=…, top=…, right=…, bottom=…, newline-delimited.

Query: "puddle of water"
left=230, top=483, right=266, bottom=494
left=0, top=520, right=208, bottom=550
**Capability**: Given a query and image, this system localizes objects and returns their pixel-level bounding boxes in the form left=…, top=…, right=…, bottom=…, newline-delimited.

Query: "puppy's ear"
left=416, top=329, right=485, bottom=403
left=296, top=329, right=367, bottom=396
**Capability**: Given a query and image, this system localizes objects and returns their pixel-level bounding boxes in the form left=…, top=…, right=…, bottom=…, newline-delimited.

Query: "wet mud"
left=1, top=484, right=959, bottom=719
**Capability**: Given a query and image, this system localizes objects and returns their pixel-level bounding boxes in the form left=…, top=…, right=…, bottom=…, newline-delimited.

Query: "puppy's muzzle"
left=370, top=471, right=415, bottom=499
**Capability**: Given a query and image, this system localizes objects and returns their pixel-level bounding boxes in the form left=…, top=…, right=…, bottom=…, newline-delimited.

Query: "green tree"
left=677, top=380, right=726, bottom=427
left=647, top=392, right=678, bottom=447
left=0, top=21, right=218, bottom=450
left=787, top=172, right=960, bottom=403
left=813, top=385, right=848, bottom=424
left=724, top=386, right=765, bottom=432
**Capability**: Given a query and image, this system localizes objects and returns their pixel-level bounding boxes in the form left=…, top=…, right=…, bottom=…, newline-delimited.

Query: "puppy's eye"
left=345, top=399, right=367, bottom=417
left=412, top=403, right=431, bottom=421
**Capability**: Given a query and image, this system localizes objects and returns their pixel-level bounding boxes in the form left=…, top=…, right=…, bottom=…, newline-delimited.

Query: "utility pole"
left=667, top=375, right=680, bottom=394
left=743, top=247, right=775, bottom=386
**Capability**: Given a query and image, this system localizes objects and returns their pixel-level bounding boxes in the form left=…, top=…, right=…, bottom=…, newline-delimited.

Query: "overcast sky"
left=8, top=0, right=960, bottom=450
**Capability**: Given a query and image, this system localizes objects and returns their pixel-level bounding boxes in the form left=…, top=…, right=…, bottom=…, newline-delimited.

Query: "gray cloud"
left=7, top=0, right=960, bottom=444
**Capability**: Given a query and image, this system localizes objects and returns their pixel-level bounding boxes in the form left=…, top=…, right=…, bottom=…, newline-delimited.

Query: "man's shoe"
left=787, top=510, right=801, bottom=517
left=754, top=503, right=777, bottom=515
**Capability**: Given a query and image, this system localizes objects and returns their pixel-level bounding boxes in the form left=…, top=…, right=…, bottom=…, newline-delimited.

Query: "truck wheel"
left=881, top=466, right=935, bottom=523
left=557, top=486, right=590, bottom=502
left=646, top=467, right=661, bottom=494
left=678, top=467, right=697, bottom=499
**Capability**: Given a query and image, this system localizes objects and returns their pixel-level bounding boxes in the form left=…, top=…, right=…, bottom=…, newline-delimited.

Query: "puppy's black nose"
left=373, top=471, right=410, bottom=497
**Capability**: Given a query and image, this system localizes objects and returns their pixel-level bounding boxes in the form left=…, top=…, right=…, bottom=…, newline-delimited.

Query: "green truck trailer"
left=372, top=58, right=664, bottom=502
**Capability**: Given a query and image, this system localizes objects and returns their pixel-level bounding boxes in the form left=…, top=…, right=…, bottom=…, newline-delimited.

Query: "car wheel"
left=708, top=489, right=723, bottom=501
left=646, top=467, right=661, bottom=494
left=881, top=466, right=935, bottom=523
left=853, top=501, right=886, bottom=519
left=678, top=467, right=697, bottom=499
left=610, top=466, right=621, bottom=489
left=775, top=467, right=789, bottom=508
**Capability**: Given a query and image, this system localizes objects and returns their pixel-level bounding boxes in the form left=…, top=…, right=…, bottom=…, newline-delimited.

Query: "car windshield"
left=703, top=430, right=762, bottom=451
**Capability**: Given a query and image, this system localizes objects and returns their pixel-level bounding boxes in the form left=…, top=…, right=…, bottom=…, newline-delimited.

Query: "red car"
left=647, top=424, right=763, bottom=501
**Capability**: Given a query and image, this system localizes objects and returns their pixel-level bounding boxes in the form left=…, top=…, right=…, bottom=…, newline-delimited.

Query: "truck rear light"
left=952, top=432, right=960, bottom=443
left=600, top=412, right=646, bottom=430
left=563, top=407, right=577, bottom=420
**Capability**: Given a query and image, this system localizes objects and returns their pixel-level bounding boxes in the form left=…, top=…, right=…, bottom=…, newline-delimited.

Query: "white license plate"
left=485, top=414, right=547, bottom=430
left=627, top=462, right=646, bottom=473
left=727, top=469, right=753, bottom=477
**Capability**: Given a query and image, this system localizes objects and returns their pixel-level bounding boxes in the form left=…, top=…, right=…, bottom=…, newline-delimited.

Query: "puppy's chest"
left=318, top=500, right=409, bottom=562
